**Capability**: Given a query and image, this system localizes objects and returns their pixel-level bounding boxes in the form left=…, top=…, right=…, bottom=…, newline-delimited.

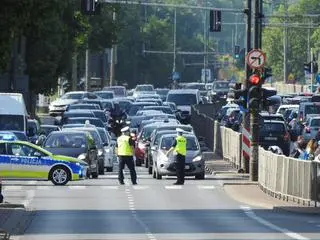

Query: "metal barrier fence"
left=191, top=106, right=214, bottom=150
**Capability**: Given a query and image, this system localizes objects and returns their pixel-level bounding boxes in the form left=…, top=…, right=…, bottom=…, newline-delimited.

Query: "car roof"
left=260, top=112, right=283, bottom=116
left=94, top=90, right=114, bottom=93
left=49, top=130, right=87, bottom=135
left=167, top=89, right=199, bottom=94
left=65, top=91, right=87, bottom=94
left=263, top=120, right=286, bottom=124
left=160, top=133, right=196, bottom=138
left=41, top=124, right=59, bottom=128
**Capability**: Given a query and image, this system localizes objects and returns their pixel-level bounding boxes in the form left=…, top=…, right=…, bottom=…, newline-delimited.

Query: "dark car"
left=127, top=102, right=158, bottom=117
left=43, top=131, right=99, bottom=178
left=91, top=110, right=110, bottom=126
left=61, top=111, right=95, bottom=125
left=79, top=99, right=103, bottom=110
left=209, top=81, right=230, bottom=102
left=40, top=125, right=61, bottom=136
left=65, top=117, right=105, bottom=129
left=259, top=120, right=290, bottom=156
left=142, top=106, right=173, bottom=115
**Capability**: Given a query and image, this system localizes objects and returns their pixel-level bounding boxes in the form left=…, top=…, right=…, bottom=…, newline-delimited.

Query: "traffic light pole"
left=249, top=0, right=263, bottom=181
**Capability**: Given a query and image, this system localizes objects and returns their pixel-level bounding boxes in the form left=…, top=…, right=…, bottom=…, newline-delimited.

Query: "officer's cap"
left=176, top=128, right=184, bottom=133
left=121, top=126, right=130, bottom=132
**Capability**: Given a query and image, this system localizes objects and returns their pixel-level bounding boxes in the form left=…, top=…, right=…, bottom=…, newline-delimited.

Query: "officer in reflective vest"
left=166, top=128, right=187, bottom=185
left=116, top=126, right=137, bottom=185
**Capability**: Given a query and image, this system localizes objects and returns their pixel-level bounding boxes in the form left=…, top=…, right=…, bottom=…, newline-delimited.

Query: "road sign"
left=172, top=72, right=180, bottom=81
left=246, top=49, right=266, bottom=69
left=201, top=69, right=211, bottom=82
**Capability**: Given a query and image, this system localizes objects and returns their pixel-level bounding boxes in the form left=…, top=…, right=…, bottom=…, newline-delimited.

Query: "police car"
left=0, top=135, right=88, bottom=185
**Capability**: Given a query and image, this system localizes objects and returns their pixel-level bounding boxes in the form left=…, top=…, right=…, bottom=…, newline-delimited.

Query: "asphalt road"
left=2, top=164, right=320, bottom=240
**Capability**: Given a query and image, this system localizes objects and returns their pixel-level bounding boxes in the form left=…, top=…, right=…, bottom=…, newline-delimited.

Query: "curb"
left=0, top=203, right=25, bottom=209
left=223, top=182, right=258, bottom=186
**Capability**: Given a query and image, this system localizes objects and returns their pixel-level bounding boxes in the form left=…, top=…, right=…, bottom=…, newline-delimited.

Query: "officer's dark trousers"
left=175, top=153, right=185, bottom=184
left=118, top=156, right=137, bottom=184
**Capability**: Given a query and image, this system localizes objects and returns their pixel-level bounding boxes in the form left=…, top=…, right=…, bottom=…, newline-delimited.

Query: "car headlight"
left=78, top=153, right=87, bottom=160
left=211, top=92, right=217, bottom=95
left=104, top=148, right=110, bottom=153
left=192, top=155, right=202, bottom=162
left=126, top=120, right=131, bottom=124
left=98, top=149, right=103, bottom=156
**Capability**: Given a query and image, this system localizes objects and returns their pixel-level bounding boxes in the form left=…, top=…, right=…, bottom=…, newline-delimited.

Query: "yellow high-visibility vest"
left=174, top=135, right=187, bottom=156
left=117, top=135, right=133, bottom=156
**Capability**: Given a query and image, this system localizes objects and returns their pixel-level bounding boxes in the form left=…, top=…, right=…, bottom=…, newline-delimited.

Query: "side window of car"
left=0, top=143, right=6, bottom=155
left=88, top=93, right=97, bottom=99
left=8, top=143, right=45, bottom=157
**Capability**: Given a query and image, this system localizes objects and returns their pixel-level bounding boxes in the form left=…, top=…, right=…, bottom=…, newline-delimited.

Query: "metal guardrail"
left=0, top=229, right=10, bottom=240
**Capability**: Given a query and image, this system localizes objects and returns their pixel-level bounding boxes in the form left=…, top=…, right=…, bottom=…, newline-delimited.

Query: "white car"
left=49, top=91, right=99, bottom=116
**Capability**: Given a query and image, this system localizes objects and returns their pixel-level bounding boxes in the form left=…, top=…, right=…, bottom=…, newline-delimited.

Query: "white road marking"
left=240, top=205, right=309, bottom=240
left=100, top=186, right=119, bottom=190
left=27, top=180, right=37, bottom=185
left=133, top=185, right=149, bottom=190
left=68, top=186, right=86, bottom=190
left=197, top=185, right=215, bottom=190
left=4, top=186, right=22, bottom=191
left=165, top=185, right=183, bottom=189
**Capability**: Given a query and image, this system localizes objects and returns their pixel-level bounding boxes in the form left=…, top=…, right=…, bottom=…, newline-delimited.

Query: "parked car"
left=152, top=133, right=205, bottom=180
left=301, top=115, right=320, bottom=142
left=43, top=131, right=98, bottom=178
left=208, top=81, right=229, bottom=102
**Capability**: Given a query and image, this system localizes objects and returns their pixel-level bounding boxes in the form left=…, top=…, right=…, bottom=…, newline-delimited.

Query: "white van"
left=166, top=89, right=202, bottom=123
left=0, top=93, right=28, bottom=134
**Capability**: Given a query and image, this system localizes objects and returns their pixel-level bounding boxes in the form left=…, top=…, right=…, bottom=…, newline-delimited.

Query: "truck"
left=0, top=93, right=28, bottom=134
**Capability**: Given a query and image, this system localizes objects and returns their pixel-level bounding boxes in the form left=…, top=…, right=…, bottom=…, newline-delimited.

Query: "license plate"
left=185, top=165, right=190, bottom=170
left=264, top=137, right=277, bottom=141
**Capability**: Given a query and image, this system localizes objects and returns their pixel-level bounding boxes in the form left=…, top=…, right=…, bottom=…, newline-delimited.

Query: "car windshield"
left=41, top=126, right=58, bottom=135
left=156, top=89, right=169, bottom=95
left=0, top=115, right=24, bottom=132
left=67, top=118, right=104, bottom=128
left=95, top=92, right=113, bottom=99
left=105, top=87, right=125, bottom=96
left=305, top=105, right=320, bottom=115
left=136, top=85, right=154, bottom=91
left=86, top=130, right=103, bottom=146
left=184, top=84, right=206, bottom=90
left=69, top=105, right=98, bottom=110
left=92, top=111, right=108, bottom=123
left=160, top=136, right=199, bottom=151
left=61, top=93, right=83, bottom=100
left=141, top=126, right=159, bottom=140
left=128, top=104, right=155, bottom=116
left=44, top=133, right=87, bottom=148
left=118, top=101, right=131, bottom=112
left=13, top=132, right=28, bottom=141
left=261, top=123, right=285, bottom=133
left=166, top=94, right=197, bottom=105
left=101, top=101, right=113, bottom=111
left=214, top=82, right=229, bottom=89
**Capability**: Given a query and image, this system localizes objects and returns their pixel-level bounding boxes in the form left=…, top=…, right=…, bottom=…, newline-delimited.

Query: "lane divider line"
left=240, top=205, right=309, bottom=240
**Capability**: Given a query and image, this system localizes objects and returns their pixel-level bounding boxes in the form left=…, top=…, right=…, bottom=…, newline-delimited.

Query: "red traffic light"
left=249, top=74, right=261, bottom=85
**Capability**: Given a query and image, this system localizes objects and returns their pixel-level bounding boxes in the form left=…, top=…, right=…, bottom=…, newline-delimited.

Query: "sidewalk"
left=205, top=157, right=320, bottom=214
left=0, top=203, right=32, bottom=235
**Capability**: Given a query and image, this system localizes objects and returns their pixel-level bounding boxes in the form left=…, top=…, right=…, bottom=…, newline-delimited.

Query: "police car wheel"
left=50, top=166, right=70, bottom=186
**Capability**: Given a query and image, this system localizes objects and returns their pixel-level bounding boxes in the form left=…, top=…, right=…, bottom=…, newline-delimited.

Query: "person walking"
left=166, top=128, right=187, bottom=185
left=116, top=126, right=137, bottom=185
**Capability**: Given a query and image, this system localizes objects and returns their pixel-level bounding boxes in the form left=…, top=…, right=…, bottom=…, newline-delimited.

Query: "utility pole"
left=249, top=0, right=262, bottom=182
left=109, top=10, right=116, bottom=86
left=283, top=0, right=288, bottom=83
left=173, top=8, right=177, bottom=73
left=72, top=53, right=78, bottom=91
left=85, top=48, right=89, bottom=91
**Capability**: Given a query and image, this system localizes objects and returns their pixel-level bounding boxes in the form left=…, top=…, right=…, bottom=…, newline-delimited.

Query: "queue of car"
left=0, top=83, right=209, bottom=185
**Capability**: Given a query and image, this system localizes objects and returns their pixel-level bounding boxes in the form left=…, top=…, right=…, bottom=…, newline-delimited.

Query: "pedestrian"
left=166, top=128, right=187, bottom=185
left=306, top=139, right=318, bottom=160
left=290, top=135, right=307, bottom=159
left=116, top=126, right=137, bottom=185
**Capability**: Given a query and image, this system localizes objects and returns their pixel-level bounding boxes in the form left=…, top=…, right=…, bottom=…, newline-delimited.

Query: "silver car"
left=152, top=133, right=205, bottom=180
left=302, top=115, right=320, bottom=141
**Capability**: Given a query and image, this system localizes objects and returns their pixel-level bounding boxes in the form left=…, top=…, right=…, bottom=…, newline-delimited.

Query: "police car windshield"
left=160, top=136, right=198, bottom=151
left=45, top=133, right=87, bottom=148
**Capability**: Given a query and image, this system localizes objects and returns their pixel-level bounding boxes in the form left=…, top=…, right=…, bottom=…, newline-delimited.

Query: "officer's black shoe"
left=173, top=182, right=184, bottom=185
left=119, top=182, right=125, bottom=185
left=132, top=182, right=137, bottom=185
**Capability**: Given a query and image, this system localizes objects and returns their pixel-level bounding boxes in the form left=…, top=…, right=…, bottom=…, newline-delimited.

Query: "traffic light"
left=209, top=10, right=221, bottom=32
left=81, top=0, right=100, bottom=15
left=262, top=67, right=272, bottom=83
left=262, top=89, right=279, bottom=108
left=234, top=45, right=240, bottom=59
left=248, top=73, right=263, bottom=109
left=227, top=83, right=248, bottom=109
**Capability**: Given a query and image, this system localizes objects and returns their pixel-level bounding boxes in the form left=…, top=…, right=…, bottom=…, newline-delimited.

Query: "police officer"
left=166, top=128, right=187, bottom=185
left=116, top=126, right=137, bottom=185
